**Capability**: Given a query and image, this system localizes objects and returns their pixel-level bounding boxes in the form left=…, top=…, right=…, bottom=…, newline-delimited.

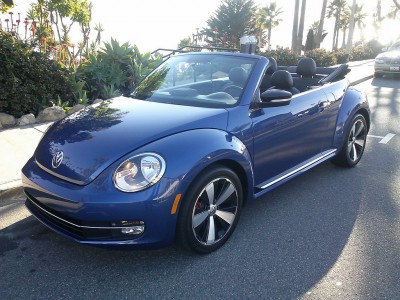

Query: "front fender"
left=333, top=86, right=370, bottom=149
left=134, top=129, right=254, bottom=206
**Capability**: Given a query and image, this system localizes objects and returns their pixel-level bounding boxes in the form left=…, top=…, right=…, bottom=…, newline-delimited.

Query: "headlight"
left=113, top=153, right=166, bottom=192
left=375, top=58, right=385, bottom=64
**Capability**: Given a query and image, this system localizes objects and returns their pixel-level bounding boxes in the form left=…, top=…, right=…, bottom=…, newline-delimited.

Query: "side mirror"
left=259, top=89, right=292, bottom=107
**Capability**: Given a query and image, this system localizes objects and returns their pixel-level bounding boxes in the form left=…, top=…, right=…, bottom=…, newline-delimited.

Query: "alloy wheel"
left=191, top=177, right=239, bottom=246
left=347, top=119, right=366, bottom=162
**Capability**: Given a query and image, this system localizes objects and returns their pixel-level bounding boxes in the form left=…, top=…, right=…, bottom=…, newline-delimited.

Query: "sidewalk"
left=0, top=59, right=375, bottom=202
left=0, top=122, right=53, bottom=201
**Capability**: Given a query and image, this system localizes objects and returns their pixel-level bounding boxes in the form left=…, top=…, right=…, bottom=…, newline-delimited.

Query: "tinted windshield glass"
left=131, top=54, right=257, bottom=108
left=389, top=43, right=400, bottom=51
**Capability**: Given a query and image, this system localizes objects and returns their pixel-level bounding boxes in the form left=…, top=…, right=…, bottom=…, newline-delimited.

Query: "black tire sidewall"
left=177, top=166, right=243, bottom=254
left=343, top=114, right=367, bottom=167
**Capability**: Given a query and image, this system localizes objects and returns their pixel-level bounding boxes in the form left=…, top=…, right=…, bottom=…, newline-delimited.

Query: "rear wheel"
left=332, top=114, right=367, bottom=167
left=177, top=166, right=243, bottom=254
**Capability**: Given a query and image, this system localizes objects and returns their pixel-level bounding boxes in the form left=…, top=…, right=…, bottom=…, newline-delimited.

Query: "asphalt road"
left=1, top=77, right=399, bottom=299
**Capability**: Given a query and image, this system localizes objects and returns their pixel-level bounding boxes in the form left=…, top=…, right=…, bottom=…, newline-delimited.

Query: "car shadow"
left=369, top=78, right=400, bottom=124
left=0, top=162, right=364, bottom=299
left=371, top=76, right=400, bottom=88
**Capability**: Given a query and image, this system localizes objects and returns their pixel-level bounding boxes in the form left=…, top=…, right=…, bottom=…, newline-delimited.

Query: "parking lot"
left=1, top=77, right=399, bottom=299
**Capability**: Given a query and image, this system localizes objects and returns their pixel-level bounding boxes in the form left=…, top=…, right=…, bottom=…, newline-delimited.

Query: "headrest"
left=297, top=57, right=316, bottom=77
left=266, top=57, right=277, bottom=75
left=271, top=70, right=293, bottom=90
left=229, top=67, right=247, bottom=85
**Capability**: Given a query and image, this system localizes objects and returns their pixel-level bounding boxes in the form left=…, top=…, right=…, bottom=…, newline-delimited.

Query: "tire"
left=374, top=72, right=383, bottom=78
left=332, top=114, right=367, bottom=168
left=177, top=166, right=243, bottom=254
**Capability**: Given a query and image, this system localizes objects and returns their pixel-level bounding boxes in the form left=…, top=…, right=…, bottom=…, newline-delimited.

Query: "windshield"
left=130, top=54, right=258, bottom=108
left=389, top=42, right=400, bottom=51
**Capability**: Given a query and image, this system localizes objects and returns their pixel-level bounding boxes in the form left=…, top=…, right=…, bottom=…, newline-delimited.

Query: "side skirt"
left=254, top=149, right=337, bottom=199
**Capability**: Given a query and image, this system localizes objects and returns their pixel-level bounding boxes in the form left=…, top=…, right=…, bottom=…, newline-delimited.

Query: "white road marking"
left=367, top=135, right=384, bottom=139
left=367, top=133, right=396, bottom=144
left=379, top=133, right=396, bottom=144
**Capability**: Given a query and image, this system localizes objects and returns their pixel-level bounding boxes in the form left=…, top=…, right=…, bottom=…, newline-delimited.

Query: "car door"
left=251, top=88, right=330, bottom=188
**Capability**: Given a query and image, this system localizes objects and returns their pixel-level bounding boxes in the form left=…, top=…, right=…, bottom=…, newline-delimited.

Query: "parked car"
left=23, top=53, right=370, bottom=253
left=374, top=41, right=400, bottom=77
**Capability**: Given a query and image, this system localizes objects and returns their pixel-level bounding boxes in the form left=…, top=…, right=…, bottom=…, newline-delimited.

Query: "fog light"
left=121, top=225, right=145, bottom=235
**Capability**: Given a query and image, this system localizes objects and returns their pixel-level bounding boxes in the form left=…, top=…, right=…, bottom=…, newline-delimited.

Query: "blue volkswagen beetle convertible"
left=23, top=52, right=370, bottom=253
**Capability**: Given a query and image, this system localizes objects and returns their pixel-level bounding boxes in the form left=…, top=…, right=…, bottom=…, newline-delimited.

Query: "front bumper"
left=374, top=64, right=400, bottom=74
left=22, top=157, right=185, bottom=249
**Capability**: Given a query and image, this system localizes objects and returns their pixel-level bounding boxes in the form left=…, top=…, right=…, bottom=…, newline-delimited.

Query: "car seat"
left=269, top=70, right=300, bottom=95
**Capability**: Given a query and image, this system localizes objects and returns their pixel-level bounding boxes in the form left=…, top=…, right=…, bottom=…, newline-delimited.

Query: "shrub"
left=0, top=32, right=72, bottom=117
left=260, top=47, right=298, bottom=66
left=305, top=48, right=337, bottom=67
left=78, top=38, right=162, bottom=100
left=366, top=39, right=383, bottom=57
left=331, top=48, right=350, bottom=64
left=350, top=44, right=376, bottom=61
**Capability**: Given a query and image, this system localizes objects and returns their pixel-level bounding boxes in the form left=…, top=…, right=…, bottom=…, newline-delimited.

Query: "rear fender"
left=333, top=86, right=370, bottom=149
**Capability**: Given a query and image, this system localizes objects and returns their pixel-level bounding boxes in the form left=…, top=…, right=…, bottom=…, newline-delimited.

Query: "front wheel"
left=177, top=166, right=243, bottom=254
left=332, top=114, right=367, bottom=167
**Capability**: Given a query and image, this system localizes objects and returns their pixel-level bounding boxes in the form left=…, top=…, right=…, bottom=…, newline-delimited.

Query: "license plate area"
left=390, top=66, right=399, bottom=71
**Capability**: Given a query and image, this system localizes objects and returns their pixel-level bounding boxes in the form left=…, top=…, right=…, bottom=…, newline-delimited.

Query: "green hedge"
left=260, top=41, right=381, bottom=67
left=305, top=48, right=337, bottom=67
left=0, top=32, right=71, bottom=117
left=260, top=47, right=298, bottom=66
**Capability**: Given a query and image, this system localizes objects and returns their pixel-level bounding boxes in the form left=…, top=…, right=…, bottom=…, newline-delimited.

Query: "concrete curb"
left=350, top=75, right=374, bottom=86
left=0, top=180, right=25, bottom=202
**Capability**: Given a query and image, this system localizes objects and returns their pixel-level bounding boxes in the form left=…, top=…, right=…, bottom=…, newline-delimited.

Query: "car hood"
left=35, top=97, right=229, bottom=185
left=376, top=50, right=400, bottom=59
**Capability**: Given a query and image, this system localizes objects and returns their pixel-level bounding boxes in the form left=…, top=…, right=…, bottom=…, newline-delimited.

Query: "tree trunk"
left=341, top=28, right=347, bottom=48
left=292, top=0, right=300, bottom=53
left=332, top=18, right=337, bottom=50
left=316, top=0, right=328, bottom=48
left=393, top=0, right=400, bottom=10
left=335, top=18, right=340, bottom=49
left=297, top=0, right=307, bottom=55
left=268, top=21, right=272, bottom=50
left=346, top=0, right=357, bottom=54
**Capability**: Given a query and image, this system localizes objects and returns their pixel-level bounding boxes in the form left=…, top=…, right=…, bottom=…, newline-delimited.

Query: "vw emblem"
left=52, top=151, right=64, bottom=168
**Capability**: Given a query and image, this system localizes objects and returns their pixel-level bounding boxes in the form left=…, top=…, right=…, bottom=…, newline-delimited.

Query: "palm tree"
left=264, top=2, right=283, bottom=50
left=346, top=1, right=367, bottom=53
left=254, top=7, right=267, bottom=48
left=327, top=0, right=347, bottom=50
left=255, top=2, right=283, bottom=50
left=353, top=4, right=367, bottom=33
left=297, top=0, right=307, bottom=55
left=340, top=7, right=350, bottom=48
left=292, top=0, right=300, bottom=52
left=316, top=0, right=328, bottom=48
